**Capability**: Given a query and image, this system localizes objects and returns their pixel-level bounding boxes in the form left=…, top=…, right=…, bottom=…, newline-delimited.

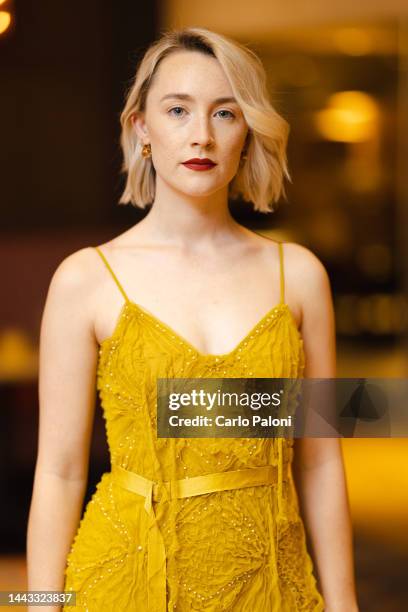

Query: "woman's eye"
left=167, top=107, right=235, bottom=119
left=216, top=109, right=235, bottom=119
left=168, top=106, right=185, bottom=117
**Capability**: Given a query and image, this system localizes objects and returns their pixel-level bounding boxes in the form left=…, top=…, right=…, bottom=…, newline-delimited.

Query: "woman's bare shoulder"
left=246, top=230, right=324, bottom=269
left=43, top=246, right=106, bottom=339
left=50, top=246, right=101, bottom=298
left=280, top=239, right=322, bottom=263
left=282, top=241, right=331, bottom=290
left=270, top=240, right=334, bottom=327
left=248, top=233, right=331, bottom=299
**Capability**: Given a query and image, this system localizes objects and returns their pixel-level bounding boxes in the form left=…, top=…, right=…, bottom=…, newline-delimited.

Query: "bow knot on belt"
left=111, top=462, right=286, bottom=611
left=151, top=481, right=169, bottom=504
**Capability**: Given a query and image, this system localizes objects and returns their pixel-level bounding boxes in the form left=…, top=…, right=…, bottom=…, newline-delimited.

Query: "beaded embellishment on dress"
left=62, top=240, right=325, bottom=611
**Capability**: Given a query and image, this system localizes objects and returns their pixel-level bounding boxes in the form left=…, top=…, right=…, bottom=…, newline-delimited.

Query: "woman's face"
left=133, top=50, right=249, bottom=199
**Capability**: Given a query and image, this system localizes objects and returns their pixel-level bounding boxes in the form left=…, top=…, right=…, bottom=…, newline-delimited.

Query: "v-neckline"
left=100, top=299, right=296, bottom=360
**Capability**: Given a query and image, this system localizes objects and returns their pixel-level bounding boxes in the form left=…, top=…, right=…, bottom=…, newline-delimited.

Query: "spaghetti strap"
left=93, top=246, right=130, bottom=303
left=278, top=242, right=285, bottom=304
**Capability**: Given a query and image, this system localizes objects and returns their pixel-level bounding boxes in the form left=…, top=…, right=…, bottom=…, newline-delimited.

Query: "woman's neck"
left=134, top=177, right=243, bottom=249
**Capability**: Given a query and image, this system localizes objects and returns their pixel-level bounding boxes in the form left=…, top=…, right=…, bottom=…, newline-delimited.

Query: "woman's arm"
left=26, top=248, right=99, bottom=611
left=291, top=245, right=359, bottom=611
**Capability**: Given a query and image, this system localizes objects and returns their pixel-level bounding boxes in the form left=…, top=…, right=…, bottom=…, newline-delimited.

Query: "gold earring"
left=141, top=143, right=151, bottom=158
left=240, top=151, right=248, bottom=166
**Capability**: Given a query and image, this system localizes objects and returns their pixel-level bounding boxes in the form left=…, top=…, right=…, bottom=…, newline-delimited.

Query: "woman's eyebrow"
left=160, top=93, right=238, bottom=104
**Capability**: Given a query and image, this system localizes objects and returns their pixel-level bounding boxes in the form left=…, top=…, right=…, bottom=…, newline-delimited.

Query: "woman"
left=27, top=27, right=359, bottom=611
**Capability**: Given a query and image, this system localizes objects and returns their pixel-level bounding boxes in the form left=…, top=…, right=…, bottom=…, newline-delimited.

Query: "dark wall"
left=0, top=0, right=159, bottom=230
left=0, top=0, right=160, bottom=555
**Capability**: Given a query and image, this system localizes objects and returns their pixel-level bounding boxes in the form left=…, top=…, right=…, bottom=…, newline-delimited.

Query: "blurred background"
left=1, top=0, right=408, bottom=610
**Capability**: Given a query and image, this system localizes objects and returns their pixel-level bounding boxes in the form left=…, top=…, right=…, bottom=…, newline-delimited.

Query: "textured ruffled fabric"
left=63, top=300, right=325, bottom=611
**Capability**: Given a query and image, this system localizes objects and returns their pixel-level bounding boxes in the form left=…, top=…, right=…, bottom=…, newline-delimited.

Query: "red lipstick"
left=182, top=157, right=217, bottom=171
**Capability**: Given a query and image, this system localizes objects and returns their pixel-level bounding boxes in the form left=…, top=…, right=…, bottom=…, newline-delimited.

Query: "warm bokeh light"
left=342, top=439, right=408, bottom=551
left=0, top=328, right=38, bottom=381
left=335, top=293, right=408, bottom=336
left=314, top=91, right=379, bottom=142
left=0, top=10, right=11, bottom=34
left=333, top=27, right=374, bottom=56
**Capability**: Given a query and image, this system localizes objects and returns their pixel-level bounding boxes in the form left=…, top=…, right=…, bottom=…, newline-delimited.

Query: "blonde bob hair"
left=119, top=27, right=291, bottom=213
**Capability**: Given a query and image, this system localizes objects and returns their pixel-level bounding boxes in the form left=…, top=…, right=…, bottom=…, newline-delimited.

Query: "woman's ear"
left=131, top=112, right=150, bottom=143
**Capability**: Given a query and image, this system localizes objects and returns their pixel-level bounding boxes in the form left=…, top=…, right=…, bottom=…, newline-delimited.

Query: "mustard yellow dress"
left=63, top=241, right=325, bottom=611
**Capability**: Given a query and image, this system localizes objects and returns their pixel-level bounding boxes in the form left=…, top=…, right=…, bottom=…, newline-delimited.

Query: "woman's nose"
left=191, top=117, right=214, bottom=147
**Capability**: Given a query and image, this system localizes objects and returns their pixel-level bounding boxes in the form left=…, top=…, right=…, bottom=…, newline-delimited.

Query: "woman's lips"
left=182, top=162, right=216, bottom=171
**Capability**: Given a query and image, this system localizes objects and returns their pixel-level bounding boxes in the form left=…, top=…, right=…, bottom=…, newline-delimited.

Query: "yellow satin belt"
left=111, top=463, right=279, bottom=611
